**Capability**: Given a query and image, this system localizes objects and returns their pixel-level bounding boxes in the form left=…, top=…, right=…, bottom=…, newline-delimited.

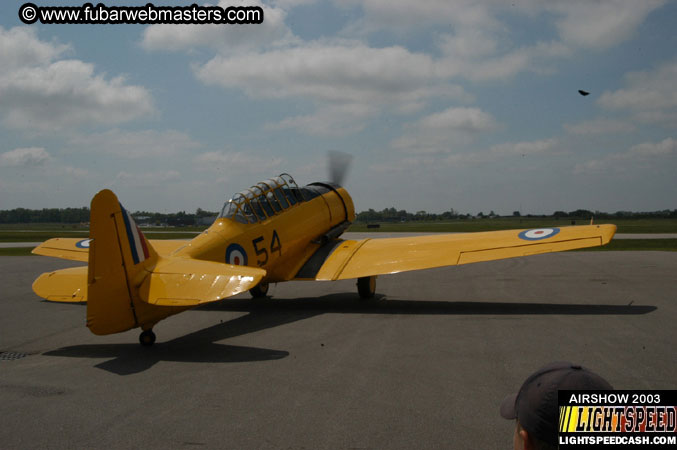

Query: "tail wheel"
left=249, top=281, right=269, bottom=298
left=139, top=329, right=156, bottom=346
left=357, top=276, right=376, bottom=299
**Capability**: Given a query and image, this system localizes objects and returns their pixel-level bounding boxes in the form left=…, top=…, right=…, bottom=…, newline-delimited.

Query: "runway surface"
left=1, top=252, right=675, bottom=449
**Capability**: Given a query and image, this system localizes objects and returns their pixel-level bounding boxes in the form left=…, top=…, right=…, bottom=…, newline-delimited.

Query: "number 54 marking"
left=252, top=230, right=282, bottom=267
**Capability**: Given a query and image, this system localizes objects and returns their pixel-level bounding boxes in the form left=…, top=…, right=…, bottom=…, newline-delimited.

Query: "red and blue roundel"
left=75, top=239, right=92, bottom=248
left=518, top=228, right=560, bottom=241
left=226, top=243, right=248, bottom=266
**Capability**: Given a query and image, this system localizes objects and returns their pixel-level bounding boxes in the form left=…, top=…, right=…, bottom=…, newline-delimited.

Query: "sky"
left=0, top=0, right=676, bottom=215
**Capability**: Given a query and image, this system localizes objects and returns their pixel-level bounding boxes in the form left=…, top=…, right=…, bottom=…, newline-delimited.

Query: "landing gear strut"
left=249, top=281, right=269, bottom=298
left=357, top=276, right=376, bottom=299
left=139, top=329, right=156, bottom=346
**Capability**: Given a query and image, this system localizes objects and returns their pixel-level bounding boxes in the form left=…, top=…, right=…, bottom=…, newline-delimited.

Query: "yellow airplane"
left=32, top=173, right=616, bottom=346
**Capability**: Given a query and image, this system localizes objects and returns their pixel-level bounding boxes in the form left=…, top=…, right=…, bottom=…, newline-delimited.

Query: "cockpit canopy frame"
left=219, top=173, right=304, bottom=224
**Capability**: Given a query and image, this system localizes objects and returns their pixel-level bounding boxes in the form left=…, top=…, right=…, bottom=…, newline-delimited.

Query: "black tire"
left=249, top=281, right=269, bottom=298
left=357, top=276, right=376, bottom=299
left=139, top=329, right=156, bottom=346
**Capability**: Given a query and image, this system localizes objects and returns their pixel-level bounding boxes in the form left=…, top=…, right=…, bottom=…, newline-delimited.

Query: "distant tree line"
left=357, top=207, right=464, bottom=223
left=130, top=208, right=218, bottom=227
left=0, top=207, right=90, bottom=224
left=1, top=206, right=675, bottom=225
left=0, top=207, right=218, bottom=226
left=355, top=207, right=677, bottom=223
left=550, top=209, right=677, bottom=219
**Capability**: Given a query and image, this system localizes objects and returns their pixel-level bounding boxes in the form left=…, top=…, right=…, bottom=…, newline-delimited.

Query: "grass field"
left=2, top=217, right=676, bottom=243
left=0, top=225, right=200, bottom=242
left=1, top=218, right=676, bottom=254
left=0, top=247, right=34, bottom=256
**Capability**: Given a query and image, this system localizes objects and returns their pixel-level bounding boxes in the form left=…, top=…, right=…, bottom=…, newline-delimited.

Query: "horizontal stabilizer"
left=32, top=237, right=188, bottom=262
left=139, top=258, right=267, bottom=306
left=32, top=266, right=87, bottom=302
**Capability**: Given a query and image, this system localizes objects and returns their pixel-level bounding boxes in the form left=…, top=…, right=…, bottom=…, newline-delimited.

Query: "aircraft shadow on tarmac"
left=203, top=294, right=657, bottom=316
left=43, top=294, right=655, bottom=376
left=42, top=311, right=310, bottom=376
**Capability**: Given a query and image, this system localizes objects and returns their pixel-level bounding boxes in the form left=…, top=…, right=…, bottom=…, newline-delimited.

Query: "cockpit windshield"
left=218, top=173, right=304, bottom=224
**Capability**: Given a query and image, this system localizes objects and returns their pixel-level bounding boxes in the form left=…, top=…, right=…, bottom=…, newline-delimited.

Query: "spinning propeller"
left=328, top=150, right=353, bottom=186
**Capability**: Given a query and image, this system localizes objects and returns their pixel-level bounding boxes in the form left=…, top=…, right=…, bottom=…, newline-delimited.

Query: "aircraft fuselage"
left=174, top=182, right=355, bottom=283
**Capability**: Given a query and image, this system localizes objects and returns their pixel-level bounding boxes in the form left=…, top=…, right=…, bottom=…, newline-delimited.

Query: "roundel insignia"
left=518, top=228, right=560, bottom=241
left=226, top=243, right=248, bottom=266
left=75, top=239, right=92, bottom=248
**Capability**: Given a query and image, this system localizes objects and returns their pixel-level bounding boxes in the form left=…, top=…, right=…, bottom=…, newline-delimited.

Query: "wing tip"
left=599, top=224, right=617, bottom=245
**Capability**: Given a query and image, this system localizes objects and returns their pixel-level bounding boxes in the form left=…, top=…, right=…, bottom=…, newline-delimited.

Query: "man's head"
left=501, top=361, right=613, bottom=450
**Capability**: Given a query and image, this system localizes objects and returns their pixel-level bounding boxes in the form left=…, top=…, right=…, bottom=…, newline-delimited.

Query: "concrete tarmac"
left=1, top=252, right=676, bottom=449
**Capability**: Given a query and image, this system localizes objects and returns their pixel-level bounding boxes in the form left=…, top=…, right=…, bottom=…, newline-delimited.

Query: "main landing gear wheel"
left=139, top=329, right=156, bottom=346
left=357, top=276, right=376, bottom=299
left=249, top=281, right=269, bottom=298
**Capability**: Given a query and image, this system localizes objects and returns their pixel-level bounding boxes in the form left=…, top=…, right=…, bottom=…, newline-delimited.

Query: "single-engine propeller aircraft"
left=32, top=170, right=616, bottom=346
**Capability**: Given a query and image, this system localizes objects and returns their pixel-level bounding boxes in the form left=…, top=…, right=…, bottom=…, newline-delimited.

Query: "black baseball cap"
left=500, top=361, right=613, bottom=445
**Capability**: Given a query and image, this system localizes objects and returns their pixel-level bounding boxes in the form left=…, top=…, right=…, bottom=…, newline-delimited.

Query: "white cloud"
left=564, top=118, right=635, bottom=135
left=336, top=0, right=662, bottom=87
left=418, top=107, right=497, bottom=132
left=194, top=151, right=285, bottom=174
left=140, top=0, right=667, bottom=141
left=627, top=137, right=677, bottom=157
left=68, top=129, right=200, bottom=158
left=53, top=165, right=90, bottom=179
left=0, top=26, right=70, bottom=70
left=377, top=137, right=559, bottom=174
left=196, top=42, right=463, bottom=106
left=195, top=41, right=469, bottom=136
left=342, top=0, right=665, bottom=50
left=0, top=147, right=90, bottom=183
left=392, top=107, right=498, bottom=154
left=574, top=137, right=676, bottom=174
left=114, top=170, right=181, bottom=188
left=0, top=26, right=154, bottom=132
left=550, top=0, right=666, bottom=50
left=0, top=147, right=50, bottom=167
left=436, top=30, right=571, bottom=81
left=598, top=60, right=677, bottom=125
left=266, top=103, right=376, bottom=136
left=271, top=0, right=317, bottom=8
left=141, top=0, right=297, bottom=53
left=337, top=0, right=499, bottom=31
left=368, top=155, right=442, bottom=174
left=490, top=139, right=557, bottom=156
left=436, top=28, right=498, bottom=60
left=573, top=159, right=606, bottom=175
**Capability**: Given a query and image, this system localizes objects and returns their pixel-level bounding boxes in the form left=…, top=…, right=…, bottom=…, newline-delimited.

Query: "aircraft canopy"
left=219, top=173, right=305, bottom=224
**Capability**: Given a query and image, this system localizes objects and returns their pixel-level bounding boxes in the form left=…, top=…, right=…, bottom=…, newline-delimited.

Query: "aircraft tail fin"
left=32, top=188, right=267, bottom=337
left=86, top=189, right=158, bottom=335
left=84, top=189, right=266, bottom=335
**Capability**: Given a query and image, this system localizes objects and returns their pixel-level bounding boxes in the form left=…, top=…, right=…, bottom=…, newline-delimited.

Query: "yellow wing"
left=299, top=224, right=616, bottom=281
left=32, top=237, right=188, bottom=262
